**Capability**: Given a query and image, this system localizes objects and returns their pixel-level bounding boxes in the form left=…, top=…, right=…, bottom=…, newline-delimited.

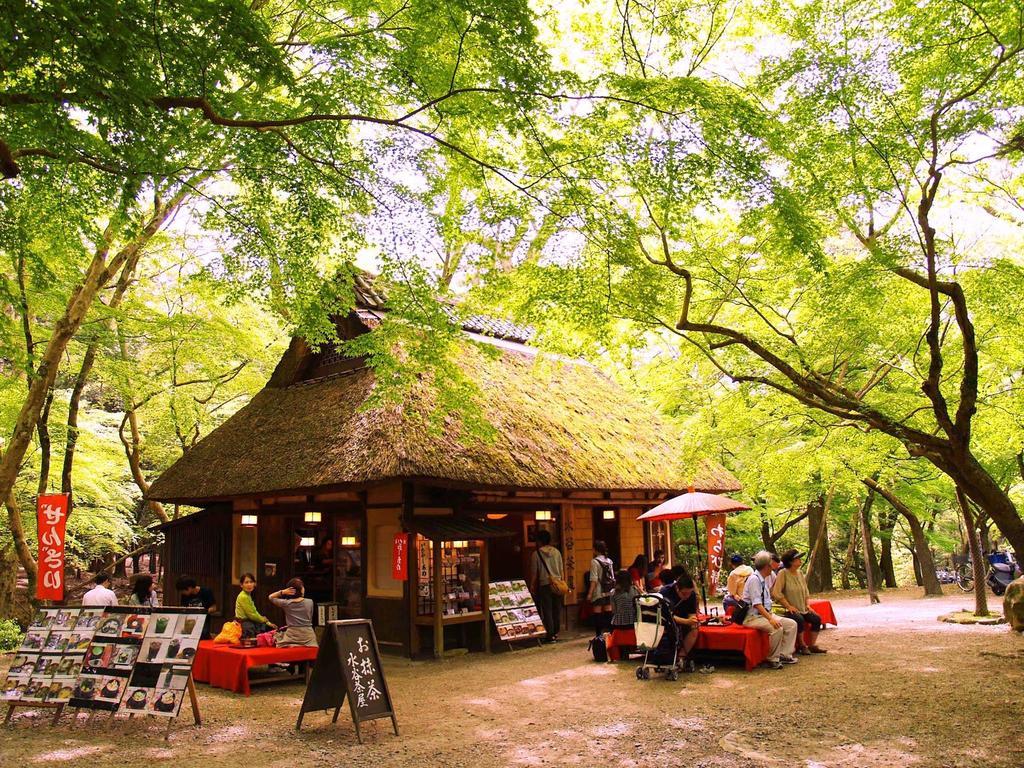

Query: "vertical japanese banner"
left=706, top=513, right=727, bottom=593
left=391, top=532, right=409, bottom=581
left=36, top=493, right=70, bottom=601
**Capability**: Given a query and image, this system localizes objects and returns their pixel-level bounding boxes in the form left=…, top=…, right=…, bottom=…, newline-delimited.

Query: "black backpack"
left=597, top=558, right=615, bottom=593
left=588, top=633, right=608, bottom=662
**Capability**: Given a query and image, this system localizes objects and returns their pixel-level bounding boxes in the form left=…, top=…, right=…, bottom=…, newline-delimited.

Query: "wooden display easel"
left=3, top=700, right=65, bottom=726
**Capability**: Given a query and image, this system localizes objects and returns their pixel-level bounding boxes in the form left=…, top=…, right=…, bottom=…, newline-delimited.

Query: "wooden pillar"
left=481, top=540, right=490, bottom=654
left=433, top=539, right=444, bottom=659
left=408, top=534, right=420, bottom=658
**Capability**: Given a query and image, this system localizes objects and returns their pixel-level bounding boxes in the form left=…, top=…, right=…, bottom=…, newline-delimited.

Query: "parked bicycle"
left=951, top=551, right=1021, bottom=595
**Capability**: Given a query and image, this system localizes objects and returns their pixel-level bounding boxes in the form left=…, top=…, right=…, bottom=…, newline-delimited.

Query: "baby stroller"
left=633, top=593, right=682, bottom=681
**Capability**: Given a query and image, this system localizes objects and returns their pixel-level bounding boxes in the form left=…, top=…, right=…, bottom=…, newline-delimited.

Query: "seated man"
left=742, top=550, right=799, bottom=669
left=724, top=554, right=752, bottom=613
left=659, top=574, right=707, bottom=673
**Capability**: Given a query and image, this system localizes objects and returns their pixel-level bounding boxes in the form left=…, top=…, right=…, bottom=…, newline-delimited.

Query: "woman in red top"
left=628, top=554, right=648, bottom=592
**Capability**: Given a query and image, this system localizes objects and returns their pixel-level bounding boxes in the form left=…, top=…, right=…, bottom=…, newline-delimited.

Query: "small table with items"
left=694, top=622, right=771, bottom=671
left=192, top=640, right=318, bottom=695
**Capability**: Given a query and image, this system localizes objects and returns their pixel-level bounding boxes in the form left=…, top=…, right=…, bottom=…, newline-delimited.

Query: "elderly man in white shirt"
left=742, top=550, right=798, bottom=669
left=81, top=573, right=119, bottom=607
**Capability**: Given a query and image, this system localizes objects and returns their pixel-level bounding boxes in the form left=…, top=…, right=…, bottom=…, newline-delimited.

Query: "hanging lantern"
left=240, top=514, right=258, bottom=527
left=304, top=511, right=322, bottom=524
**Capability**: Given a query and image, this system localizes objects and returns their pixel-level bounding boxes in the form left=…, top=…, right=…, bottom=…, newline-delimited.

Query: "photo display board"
left=487, top=580, right=545, bottom=641
left=123, top=608, right=205, bottom=717
left=71, top=606, right=148, bottom=711
left=3, top=606, right=103, bottom=705
left=4, top=605, right=205, bottom=720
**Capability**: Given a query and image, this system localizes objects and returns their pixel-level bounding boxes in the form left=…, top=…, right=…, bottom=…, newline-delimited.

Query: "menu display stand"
left=3, top=605, right=205, bottom=739
left=296, top=619, right=398, bottom=743
left=487, top=580, right=546, bottom=649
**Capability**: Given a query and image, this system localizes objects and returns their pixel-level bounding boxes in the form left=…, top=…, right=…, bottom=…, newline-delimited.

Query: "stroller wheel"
left=666, top=669, right=679, bottom=682
left=635, top=667, right=645, bottom=680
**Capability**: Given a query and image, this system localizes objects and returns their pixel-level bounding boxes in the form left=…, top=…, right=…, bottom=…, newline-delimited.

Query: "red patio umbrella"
left=637, top=489, right=751, bottom=614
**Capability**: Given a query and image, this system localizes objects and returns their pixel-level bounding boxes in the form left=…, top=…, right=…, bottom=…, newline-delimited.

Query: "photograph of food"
left=175, top=639, right=198, bottom=661
left=23, top=632, right=48, bottom=650
left=497, top=625, right=511, bottom=639
left=73, top=609, right=103, bottom=630
left=22, top=680, right=45, bottom=701
left=43, top=632, right=69, bottom=652
left=51, top=610, right=75, bottom=629
left=84, top=643, right=114, bottom=668
left=66, top=633, right=92, bottom=652
left=98, top=676, right=125, bottom=701
left=54, top=684, right=74, bottom=701
left=73, top=677, right=98, bottom=699
left=56, top=657, right=80, bottom=677
left=152, top=689, right=178, bottom=714
left=112, top=644, right=139, bottom=668
left=2, top=679, right=20, bottom=699
left=34, top=657, right=58, bottom=676
left=151, top=614, right=176, bottom=635
left=96, top=616, right=124, bottom=637
left=29, top=609, right=53, bottom=629
left=8, top=654, right=37, bottom=676
left=121, top=614, right=148, bottom=638
left=125, top=688, right=149, bottom=710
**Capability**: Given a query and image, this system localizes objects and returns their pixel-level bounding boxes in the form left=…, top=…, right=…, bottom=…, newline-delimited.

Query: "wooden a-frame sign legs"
left=295, top=619, right=399, bottom=744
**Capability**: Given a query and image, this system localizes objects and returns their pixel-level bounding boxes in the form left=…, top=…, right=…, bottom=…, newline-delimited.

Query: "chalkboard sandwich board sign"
left=295, top=619, right=399, bottom=743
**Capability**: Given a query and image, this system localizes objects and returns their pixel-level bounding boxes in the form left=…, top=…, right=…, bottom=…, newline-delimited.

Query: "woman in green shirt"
left=235, top=573, right=276, bottom=638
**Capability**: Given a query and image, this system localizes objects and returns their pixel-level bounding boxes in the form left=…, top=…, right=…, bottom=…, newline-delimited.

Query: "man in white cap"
left=742, top=550, right=798, bottom=669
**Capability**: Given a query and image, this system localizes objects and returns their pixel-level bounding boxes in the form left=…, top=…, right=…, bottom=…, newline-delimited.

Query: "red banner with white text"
left=392, top=532, right=409, bottom=581
left=706, top=513, right=727, bottom=593
left=36, top=493, right=70, bottom=601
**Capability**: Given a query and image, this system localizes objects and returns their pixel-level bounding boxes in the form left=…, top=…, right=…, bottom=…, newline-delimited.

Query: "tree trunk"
left=805, top=494, right=834, bottom=592
left=858, top=487, right=881, bottom=604
left=0, top=542, right=18, bottom=620
left=62, top=342, right=99, bottom=496
left=36, top=386, right=54, bottom=494
left=841, top=514, right=859, bottom=590
left=956, top=487, right=989, bottom=616
left=0, top=178, right=192, bottom=549
left=912, top=549, right=924, bottom=586
left=943, top=451, right=1024, bottom=561
left=863, top=478, right=943, bottom=596
left=878, top=507, right=898, bottom=588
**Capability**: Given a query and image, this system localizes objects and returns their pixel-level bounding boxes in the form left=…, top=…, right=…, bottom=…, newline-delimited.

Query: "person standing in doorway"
left=529, top=530, right=564, bottom=643
left=587, top=540, right=615, bottom=636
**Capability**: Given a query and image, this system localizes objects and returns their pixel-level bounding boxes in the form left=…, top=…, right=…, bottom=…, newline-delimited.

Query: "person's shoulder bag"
left=732, top=572, right=763, bottom=625
left=538, top=547, right=570, bottom=597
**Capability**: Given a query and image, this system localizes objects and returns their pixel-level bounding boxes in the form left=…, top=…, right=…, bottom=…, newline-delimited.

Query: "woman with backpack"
left=587, top=540, right=616, bottom=636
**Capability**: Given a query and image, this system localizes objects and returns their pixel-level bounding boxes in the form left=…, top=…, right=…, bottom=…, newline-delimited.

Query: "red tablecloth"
left=808, top=599, right=837, bottom=626
left=193, top=640, right=319, bottom=695
left=695, top=624, right=770, bottom=671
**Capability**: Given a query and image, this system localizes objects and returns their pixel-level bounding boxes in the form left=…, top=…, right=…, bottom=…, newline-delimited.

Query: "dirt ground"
left=1, top=589, right=1022, bottom=768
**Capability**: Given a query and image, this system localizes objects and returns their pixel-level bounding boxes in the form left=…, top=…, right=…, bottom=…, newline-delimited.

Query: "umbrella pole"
left=692, top=516, right=708, bottom=616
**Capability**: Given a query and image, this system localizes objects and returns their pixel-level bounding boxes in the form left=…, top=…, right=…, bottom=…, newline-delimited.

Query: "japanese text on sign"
left=706, top=513, right=727, bottom=591
left=36, top=494, right=70, bottom=601
left=346, top=634, right=382, bottom=710
left=391, top=533, right=409, bottom=581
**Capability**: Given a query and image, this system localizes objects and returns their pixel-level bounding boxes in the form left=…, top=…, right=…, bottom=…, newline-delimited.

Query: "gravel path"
left=1, top=589, right=1022, bottom=767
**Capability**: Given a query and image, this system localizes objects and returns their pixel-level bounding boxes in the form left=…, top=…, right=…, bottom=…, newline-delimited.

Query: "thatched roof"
left=148, top=344, right=739, bottom=504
